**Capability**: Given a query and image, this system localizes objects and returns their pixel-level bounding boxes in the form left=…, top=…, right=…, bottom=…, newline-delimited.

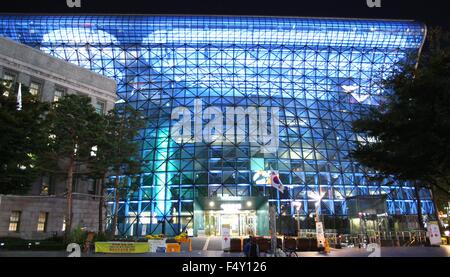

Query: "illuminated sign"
left=220, top=204, right=242, bottom=211
left=219, top=195, right=242, bottom=201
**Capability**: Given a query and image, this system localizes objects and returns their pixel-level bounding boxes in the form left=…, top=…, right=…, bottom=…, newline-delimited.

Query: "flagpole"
left=276, top=189, right=280, bottom=214
left=17, top=83, right=22, bottom=111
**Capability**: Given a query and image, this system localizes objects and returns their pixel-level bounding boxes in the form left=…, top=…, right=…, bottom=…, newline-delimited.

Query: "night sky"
left=0, top=0, right=448, bottom=29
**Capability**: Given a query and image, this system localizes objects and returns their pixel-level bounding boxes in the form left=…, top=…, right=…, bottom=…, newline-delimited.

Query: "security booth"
left=347, top=195, right=389, bottom=236
left=193, top=196, right=269, bottom=237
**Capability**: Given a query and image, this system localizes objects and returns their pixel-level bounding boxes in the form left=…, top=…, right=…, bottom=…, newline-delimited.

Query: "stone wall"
left=0, top=195, right=103, bottom=240
left=0, top=37, right=114, bottom=240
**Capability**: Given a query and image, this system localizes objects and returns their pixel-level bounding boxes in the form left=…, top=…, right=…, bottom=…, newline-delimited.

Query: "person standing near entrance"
left=244, top=236, right=260, bottom=257
left=243, top=236, right=252, bottom=257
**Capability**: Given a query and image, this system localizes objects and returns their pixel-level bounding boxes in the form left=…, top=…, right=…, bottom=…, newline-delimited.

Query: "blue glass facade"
left=0, top=16, right=434, bottom=236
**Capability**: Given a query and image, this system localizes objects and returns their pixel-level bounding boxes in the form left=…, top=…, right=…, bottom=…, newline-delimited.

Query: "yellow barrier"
left=324, top=239, right=331, bottom=253
left=175, top=237, right=193, bottom=252
left=95, top=242, right=149, bottom=253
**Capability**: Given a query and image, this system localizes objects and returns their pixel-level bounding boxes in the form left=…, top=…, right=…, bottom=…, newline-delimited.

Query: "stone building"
left=0, top=36, right=117, bottom=239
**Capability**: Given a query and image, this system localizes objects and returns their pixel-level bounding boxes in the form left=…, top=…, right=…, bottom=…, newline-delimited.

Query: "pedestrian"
left=244, top=236, right=260, bottom=257
left=243, top=236, right=252, bottom=257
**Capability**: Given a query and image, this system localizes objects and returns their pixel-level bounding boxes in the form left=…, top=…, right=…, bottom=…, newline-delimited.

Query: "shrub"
left=94, top=232, right=111, bottom=242
left=67, top=225, right=88, bottom=245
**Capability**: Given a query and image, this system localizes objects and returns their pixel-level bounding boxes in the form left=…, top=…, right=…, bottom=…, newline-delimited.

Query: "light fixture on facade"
left=209, top=201, right=215, bottom=207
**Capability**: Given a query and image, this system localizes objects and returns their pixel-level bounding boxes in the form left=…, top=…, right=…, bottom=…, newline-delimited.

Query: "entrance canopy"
left=194, top=196, right=269, bottom=236
left=195, top=196, right=267, bottom=212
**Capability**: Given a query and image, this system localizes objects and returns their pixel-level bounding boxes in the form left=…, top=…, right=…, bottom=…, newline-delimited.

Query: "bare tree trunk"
left=65, top=157, right=75, bottom=239
left=110, top=175, right=120, bottom=236
left=98, top=176, right=105, bottom=233
left=269, top=206, right=277, bottom=256
left=414, top=182, right=425, bottom=231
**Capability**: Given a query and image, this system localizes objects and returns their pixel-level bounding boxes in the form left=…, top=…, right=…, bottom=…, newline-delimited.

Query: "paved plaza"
left=0, top=236, right=449, bottom=257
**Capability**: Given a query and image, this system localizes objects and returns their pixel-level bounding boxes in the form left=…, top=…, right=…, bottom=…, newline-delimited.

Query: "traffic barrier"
left=166, top=243, right=181, bottom=253
left=323, top=239, right=331, bottom=253
left=256, top=238, right=271, bottom=252
left=296, top=238, right=318, bottom=251
left=284, top=238, right=297, bottom=251
left=230, top=238, right=242, bottom=252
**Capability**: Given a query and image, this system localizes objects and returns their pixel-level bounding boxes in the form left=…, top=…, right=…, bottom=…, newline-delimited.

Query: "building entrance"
left=205, top=210, right=256, bottom=236
left=194, top=196, right=269, bottom=237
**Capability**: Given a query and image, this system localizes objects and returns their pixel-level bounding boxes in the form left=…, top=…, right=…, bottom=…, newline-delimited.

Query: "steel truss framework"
left=0, top=16, right=434, bottom=236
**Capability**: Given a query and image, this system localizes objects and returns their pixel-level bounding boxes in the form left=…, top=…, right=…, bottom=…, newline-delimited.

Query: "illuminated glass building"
left=0, top=16, right=434, bottom=236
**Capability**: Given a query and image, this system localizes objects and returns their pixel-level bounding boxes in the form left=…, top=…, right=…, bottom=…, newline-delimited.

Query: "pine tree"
left=41, top=94, right=103, bottom=237
left=88, top=104, right=145, bottom=235
left=351, top=30, right=450, bottom=231
left=0, top=81, right=48, bottom=194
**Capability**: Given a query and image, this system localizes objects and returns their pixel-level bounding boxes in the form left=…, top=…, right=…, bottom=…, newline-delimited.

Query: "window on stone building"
left=62, top=216, right=66, bottom=232
left=29, top=81, right=42, bottom=97
left=8, top=211, right=21, bottom=232
left=88, top=179, right=96, bottom=195
left=37, top=212, right=49, bottom=232
left=40, top=176, right=56, bottom=196
left=95, top=99, right=106, bottom=114
left=53, top=87, right=66, bottom=102
left=2, top=72, right=16, bottom=97
left=72, top=177, right=80, bottom=193
left=40, top=176, right=50, bottom=195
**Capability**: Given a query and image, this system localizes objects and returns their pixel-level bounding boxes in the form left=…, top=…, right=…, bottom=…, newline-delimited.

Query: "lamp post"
left=308, top=191, right=325, bottom=222
left=293, top=201, right=302, bottom=237
left=308, top=191, right=326, bottom=250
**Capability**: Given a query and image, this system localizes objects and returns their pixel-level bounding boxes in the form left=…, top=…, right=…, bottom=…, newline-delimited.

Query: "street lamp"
left=308, top=191, right=325, bottom=222
left=308, top=191, right=326, bottom=251
left=292, top=201, right=302, bottom=237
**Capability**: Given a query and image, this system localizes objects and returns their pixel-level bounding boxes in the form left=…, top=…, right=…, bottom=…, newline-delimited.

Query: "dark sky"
left=1, top=0, right=449, bottom=28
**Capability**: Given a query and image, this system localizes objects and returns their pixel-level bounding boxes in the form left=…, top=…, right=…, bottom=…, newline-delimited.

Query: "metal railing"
left=294, top=230, right=428, bottom=247
left=338, top=231, right=428, bottom=247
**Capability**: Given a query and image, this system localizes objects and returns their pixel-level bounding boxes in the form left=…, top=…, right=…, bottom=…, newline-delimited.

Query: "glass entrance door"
left=220, top=214, right=240, bottom=236
left=205, top=213, right=218, bottom=236
left=240, top=213, right=256, bottom=236
left=204, top=211, right=257, bottom=236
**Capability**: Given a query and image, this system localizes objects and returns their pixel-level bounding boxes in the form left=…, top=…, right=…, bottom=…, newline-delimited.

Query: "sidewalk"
left=1, top=246, right=449, bottom=257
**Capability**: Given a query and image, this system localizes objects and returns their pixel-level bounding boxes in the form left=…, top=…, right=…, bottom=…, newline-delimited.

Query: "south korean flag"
left=269, top=170, right=284, bottom=193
